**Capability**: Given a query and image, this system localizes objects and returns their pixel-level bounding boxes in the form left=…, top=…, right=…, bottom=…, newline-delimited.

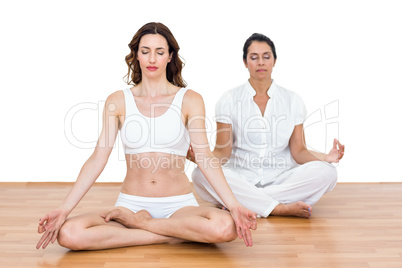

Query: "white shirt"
left=215, top=80, right=307, bottom=185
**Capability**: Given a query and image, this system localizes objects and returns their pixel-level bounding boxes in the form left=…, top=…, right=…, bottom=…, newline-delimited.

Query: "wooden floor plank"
left=0, top=183, right=402, bottom=267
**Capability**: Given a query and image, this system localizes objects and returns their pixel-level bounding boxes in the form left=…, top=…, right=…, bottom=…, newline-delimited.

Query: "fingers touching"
left=335, top=138, right=345, bottom=160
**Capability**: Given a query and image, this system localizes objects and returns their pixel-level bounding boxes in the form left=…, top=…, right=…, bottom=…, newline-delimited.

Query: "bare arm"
left=289, top=124, right=345, bottom=164
left=36, top=92, right=121, bottom=249
left=211, top=122, right=233, bottom=164
left=187, top=122, right=232, bottom=164
left=184, top=90, right=256, bottom=247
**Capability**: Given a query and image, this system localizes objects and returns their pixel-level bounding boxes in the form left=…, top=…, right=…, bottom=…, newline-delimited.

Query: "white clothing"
left=214, top=80, right=307, bottom=185
left=192, top=161, right=337, bottom=217
left=192, top=81, right=337, bottom=217
left=115, top=192, right=199, bottom=218
left=120, top=88, right=190, bottom=156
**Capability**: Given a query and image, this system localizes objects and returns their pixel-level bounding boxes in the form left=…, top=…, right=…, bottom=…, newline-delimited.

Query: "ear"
left=243, top=59, right=248, bottom=68
left=168, top=52, right=173, bottom=63
left=273, top=59, right=277, bottom=67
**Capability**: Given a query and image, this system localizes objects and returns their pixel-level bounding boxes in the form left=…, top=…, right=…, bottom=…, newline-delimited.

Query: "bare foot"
left=270, top=201, right=312, bottom=218
left=102, top=208, right=152, bottom=229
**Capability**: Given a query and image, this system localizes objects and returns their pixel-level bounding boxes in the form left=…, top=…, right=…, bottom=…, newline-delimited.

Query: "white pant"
left=192, top=161, right=337, bottom=217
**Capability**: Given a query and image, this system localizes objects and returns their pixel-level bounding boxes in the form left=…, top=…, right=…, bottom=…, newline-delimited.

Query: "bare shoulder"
left=183, top=89, right=204, bottom=104
left=104, top=90, right=125, bottom=116
left=183, top=89, right=205, bottom=116
left=106, top=90, right=124, bottom=102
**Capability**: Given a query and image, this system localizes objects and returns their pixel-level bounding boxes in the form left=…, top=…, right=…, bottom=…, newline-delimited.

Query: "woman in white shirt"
left=191, top=33, right=344, bottom=218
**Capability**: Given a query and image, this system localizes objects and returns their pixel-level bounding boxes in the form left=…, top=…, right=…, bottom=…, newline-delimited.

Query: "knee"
left=221, top=218, right=238, bottom=242
left=322, top=162, right=337, bottom=185
left=57, top=220, right=86, bottom=251
left=209, top=214, right=237, bottom=243
left=313, top=161, right=338, bottom=189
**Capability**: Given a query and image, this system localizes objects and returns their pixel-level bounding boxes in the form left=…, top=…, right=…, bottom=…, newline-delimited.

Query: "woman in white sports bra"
left=36, top=22, right=257, bottom=250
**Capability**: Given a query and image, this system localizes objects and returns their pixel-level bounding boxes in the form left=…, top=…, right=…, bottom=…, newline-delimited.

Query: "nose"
left=257, top=57, right=264, bottom=65
left=149, top=52, right=156, bottom=64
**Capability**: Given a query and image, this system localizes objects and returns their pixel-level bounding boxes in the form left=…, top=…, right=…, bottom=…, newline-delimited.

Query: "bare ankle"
left=271, top=204, right=288, bottom=216
left=270, top=202, right=312, bottom=218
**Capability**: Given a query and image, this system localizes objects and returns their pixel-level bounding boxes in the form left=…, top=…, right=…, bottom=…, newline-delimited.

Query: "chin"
left=254, top=73, right=270, bottom=80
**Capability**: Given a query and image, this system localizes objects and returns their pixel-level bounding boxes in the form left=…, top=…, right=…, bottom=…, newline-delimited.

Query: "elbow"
left=192, top=147, right=211, bottom=165
left=292, top=157, right=303, bottom=165
left=290, top=148, right=306, bottom=165
left=91, top=149, right=109, bottom=167
left=219, top=150, right=231, bottom=165
left=193, top=149, right=221, bottom=171
left=212, top=147, right=232, bottom=164
left=289, top=139, right=308, bottom=164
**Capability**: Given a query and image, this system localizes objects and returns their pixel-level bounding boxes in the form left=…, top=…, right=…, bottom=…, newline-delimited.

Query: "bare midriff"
left=121, top=152, right=192, bottom=197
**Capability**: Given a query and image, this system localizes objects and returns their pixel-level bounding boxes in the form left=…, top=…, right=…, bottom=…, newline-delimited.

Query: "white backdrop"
left=1, top=0, right=401, bottom=182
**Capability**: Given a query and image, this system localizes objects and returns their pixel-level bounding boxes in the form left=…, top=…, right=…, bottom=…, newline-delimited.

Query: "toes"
left=294, top=202, right=312, bottom=218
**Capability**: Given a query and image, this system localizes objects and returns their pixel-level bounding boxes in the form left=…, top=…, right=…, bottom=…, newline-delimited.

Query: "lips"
left=257, top=69, right=267, bottom=72
left=147, top=66, right=158, bottom=71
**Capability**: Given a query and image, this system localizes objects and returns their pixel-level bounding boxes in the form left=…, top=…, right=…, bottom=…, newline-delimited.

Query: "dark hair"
left=124, top=22, right=187, bottom=87
left=242, top=33, right=277, bottom=62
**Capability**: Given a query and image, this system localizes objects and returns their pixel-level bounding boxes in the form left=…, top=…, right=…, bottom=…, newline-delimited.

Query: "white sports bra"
left=120, top=88, right=190, bottom=156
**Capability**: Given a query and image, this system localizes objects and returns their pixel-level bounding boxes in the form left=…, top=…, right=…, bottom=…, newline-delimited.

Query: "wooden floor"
left=1, top=183, right=402, bottom=268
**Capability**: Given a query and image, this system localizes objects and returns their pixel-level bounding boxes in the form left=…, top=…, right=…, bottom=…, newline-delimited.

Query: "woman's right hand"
left=36, top=209, right=69, bottom=249
left=229, top=204, right=257, bottom=247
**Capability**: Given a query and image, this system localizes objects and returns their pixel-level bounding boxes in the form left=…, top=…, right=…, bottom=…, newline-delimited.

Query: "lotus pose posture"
left=191, top=33, right=345, bottom=218
left=36, top=22, right=257, bottom=251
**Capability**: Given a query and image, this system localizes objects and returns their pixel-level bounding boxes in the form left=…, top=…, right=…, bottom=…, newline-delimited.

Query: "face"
left=137, top=34, right=172, bottom=78
left=244, top=41, right=276, bottom=80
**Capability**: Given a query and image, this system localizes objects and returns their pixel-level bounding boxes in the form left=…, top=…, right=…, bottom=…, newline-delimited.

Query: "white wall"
left=1, top=0, right=401, bottom=182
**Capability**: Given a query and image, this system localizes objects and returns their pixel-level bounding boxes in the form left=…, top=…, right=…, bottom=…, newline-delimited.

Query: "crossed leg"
left=57, top=208, right=179, bottom=250
left=104, top=206, right=237, bottom=244
left=192, top=161, right=337, bottom=218
left=57, top=206, right=237, bottom=250
left=192, top=167, right=312, bottom=218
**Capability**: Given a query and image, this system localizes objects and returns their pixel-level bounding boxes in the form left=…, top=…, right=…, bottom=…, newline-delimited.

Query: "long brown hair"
left=124, top=22, right=187, bottom=87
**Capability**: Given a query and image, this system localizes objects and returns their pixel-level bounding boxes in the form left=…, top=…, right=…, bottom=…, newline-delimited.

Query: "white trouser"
left=192, top=161, right=337, bottom=217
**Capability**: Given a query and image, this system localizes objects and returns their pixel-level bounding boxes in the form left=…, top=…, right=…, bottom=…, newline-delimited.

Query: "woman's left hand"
left=325, top=139, right=345, bottom=163
left=186, top=145, right=196, bottom=163
left=229, top=205, right=257, bottom=247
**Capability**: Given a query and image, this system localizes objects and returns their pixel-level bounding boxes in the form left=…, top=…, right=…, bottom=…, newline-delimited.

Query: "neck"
left=137, top=76, right=171, bottom=98
left=249, top=77, right=273, bottom=96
